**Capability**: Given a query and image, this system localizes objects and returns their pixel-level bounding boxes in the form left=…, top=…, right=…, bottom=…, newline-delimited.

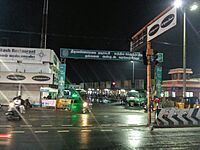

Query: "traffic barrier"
left=153, top=108, right=200, bottom=128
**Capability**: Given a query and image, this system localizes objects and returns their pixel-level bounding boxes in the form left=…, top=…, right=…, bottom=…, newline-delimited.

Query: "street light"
left=174, top=0, right=199, bottom=97
left=131, top=60, right=134, bottom=89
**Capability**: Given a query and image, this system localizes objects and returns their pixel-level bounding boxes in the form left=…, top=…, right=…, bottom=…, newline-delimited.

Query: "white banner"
left=42, top=99, right=57, bottom=107
left=0, top=72, right=53, bottom=84
left=147, top=7, right=177, bottom=41
left=0, top=47, right=51, bottom=63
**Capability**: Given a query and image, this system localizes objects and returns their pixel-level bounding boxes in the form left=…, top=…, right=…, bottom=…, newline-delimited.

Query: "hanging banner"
left=155, top=65, right=162, bottom=98
left=58, top=64, right=66, bottom=97
left=147, top=7, right=177, bottom=41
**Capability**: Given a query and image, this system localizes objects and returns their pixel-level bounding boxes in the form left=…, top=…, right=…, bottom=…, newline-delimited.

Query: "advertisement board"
left=60, top=48, right=142, bottom=61
left=0, top=47, right=51, bottom=63
left=42, top=99, right=57, bottom=107
left=147, top=7, right=177, bottom=41
left=0, top=72, right=53, bottom=84
left=58, top=64, right=66, bottom=97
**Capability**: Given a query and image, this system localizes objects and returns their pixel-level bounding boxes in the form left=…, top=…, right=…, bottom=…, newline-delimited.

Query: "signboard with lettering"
left=60, top=48, right=142, bottom=61
left=0, top=47, right=51, bottom=63
left=0, top=72, right=53, bottom=84
left=42, top=99, right=57, bottom=107
left=147, top=7, right=177, bottom=41
left=154, top=65, right=162, bottom=98
left=58, top=64, right=66, bottom=97
left=131, top=29, right=147, bottom=52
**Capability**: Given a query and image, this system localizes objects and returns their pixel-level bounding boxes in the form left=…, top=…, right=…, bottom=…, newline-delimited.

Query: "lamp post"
left=183, top=7, right=186, bottom=98
left=131, top=60, right=134, bottom=89
left=174, top=0, right=198, bottom=97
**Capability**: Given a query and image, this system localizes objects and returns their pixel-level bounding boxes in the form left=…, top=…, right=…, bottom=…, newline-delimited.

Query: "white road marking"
left=101, top=124, right=111, bottom=127
left=35, top=131, right=48, bottom=133
left=41, top=116, right=55, bottom=118
left=100, top=129, right=113, bottom=132
left=57, top=130, right=69, bottom=133
left=81, top=130, right=92, bottom=132
left=113, top=124, right=128, bottom=127
left=121, top=129, right=133, bottom=131
left=61, top=124, right=73, bottom=127
left=20, top=125, right=32, bottom=127
left=0, top=125, right=12, bottom=128
left=11, top=131, right=25, bottom=133
left=82, top=125, right=93, bottom=127
left=41, top=125, right=53, bottom=127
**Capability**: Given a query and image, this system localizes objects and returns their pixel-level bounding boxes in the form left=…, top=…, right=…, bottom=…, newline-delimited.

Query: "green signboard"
left=58, top=64, right=66, bottom=97
left=60, top=48, right=142, bottom=61
left=154, top=65, right=162, bottom=98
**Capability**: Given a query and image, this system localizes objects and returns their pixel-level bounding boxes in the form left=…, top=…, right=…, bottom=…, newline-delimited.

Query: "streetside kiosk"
left=40, top=87, right=58, bottom=109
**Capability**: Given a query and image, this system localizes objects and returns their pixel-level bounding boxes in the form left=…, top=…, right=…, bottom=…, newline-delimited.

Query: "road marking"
left=100, top=129, right=112, bottom=132
left=101, top=124, right=111, bottom=127
left=57, top=130, right=69, bottom=133
left=0, top=125, right=12, bottom=128
left=11, top=131, right=25, bottom=133
left=20, top=125, right=32, bottom=128
left=35, top=131, right=48, bottom=133
left=41, top=125, right=53, bottom=127
left=113, top=124, right=128, bottom=127
left=121, top=129, right=133, bottom=131
left=41, top=116, right=55, bottom=118
left=81, top=130, right=92, bottom=132
left=82, top=125, right=93, bottom=127
left=61, top=124, right=73, bottom=127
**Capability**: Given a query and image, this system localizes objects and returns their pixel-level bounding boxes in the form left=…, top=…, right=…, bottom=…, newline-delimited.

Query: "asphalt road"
left=0, top=103, right=200, bottom=150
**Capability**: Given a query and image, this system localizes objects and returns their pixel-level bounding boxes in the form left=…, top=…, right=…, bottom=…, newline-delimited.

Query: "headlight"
left=9, top=102, right=15, bottom=108
left=83, top=102, right=88, bottom=107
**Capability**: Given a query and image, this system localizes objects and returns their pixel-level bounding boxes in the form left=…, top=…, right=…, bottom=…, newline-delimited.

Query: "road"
left=0, top=103, right=200, bottom=150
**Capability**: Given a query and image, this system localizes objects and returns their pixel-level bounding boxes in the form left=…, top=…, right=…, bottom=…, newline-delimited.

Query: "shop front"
left=0, top=72, right=53, bottom=105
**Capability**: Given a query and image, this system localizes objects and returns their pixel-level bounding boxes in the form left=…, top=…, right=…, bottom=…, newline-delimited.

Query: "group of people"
left=8, top=95, right=31, bottom=114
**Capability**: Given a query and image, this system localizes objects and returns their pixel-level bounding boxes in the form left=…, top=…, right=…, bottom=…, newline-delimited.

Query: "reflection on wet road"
left=0, top=103, right=199, bottom=149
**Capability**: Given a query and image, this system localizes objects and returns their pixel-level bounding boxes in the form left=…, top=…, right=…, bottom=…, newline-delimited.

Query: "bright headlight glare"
left=83, top=102, right=88, bottom=107
left=174, top=0, right=182, bottom=8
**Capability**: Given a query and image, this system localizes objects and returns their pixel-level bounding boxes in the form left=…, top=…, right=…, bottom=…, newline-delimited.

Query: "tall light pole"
left=183, top=7, right=186, bottom=98
left=131, top=60, right=134, bottom=89
left=40, top=0, right=49, bottom=48
left=174, top=0, right=199, bottom=97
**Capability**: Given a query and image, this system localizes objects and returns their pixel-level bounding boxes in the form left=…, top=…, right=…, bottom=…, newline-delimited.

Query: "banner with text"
left=0, top=47, right=51, bottom=63
left=0, top=72, right=53, bottom=84
left=147, top=7, right=177, bottom=41
left=60, top=48, right=142, bottom=61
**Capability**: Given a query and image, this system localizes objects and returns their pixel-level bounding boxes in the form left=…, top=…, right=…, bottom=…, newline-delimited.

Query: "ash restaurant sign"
left=147, top=7, right=177, bottom=41
left=0, top=47, right=51, bottom=63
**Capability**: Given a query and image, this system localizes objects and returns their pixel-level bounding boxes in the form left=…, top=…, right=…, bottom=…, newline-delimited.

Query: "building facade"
left=0, top=47, right=60, bottom=105
left=162, top=68, right=200, bottom=98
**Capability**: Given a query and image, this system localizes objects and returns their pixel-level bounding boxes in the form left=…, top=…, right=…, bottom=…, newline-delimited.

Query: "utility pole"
left=40, top=0, right=49, bottom=48
left=146, top=42, right=153, bottom=127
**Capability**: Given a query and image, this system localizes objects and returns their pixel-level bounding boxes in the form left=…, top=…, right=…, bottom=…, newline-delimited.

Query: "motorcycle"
left=24, top=98, right=32, bottom=109
left=82, top=102, right=92, bottom=114
left=6, top=101, right=22, bottom=121
left=143, top=102, right=155, bottom=113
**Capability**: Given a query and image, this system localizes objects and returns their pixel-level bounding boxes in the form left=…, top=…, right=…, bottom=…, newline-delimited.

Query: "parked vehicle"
left=125, top=90, right=146, bottom=107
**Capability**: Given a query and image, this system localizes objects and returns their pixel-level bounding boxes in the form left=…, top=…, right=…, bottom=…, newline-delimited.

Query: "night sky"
left=0, top=0, right=200, bottom=83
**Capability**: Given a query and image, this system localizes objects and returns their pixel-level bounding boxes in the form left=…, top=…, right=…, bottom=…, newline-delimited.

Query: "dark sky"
left=0, top=0, right=200, bottom=83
